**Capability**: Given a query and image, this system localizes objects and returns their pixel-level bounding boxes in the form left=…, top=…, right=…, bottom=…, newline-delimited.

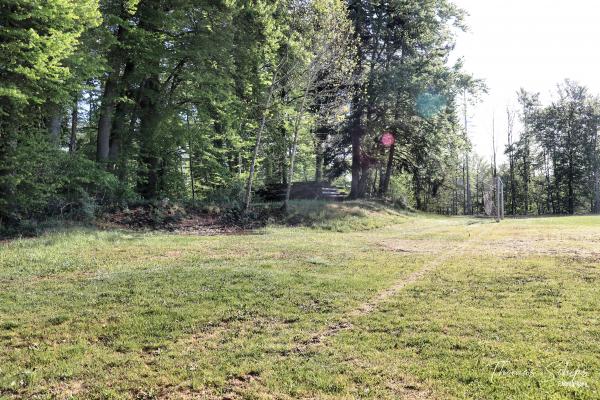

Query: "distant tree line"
left=501, top=81, right=600, bottom=215
left=436, top=80, right=600, bottom=217
left=2, top=1, right=598, bottom=236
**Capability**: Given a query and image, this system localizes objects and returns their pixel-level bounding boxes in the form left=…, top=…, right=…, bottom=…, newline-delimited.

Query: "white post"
left=500, top=179, right=505, bottom=220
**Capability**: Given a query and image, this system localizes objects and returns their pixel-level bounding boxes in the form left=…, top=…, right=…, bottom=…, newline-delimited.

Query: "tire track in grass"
left=214, top=222, right=475, bottom=400
left=299, top=228, right=472, bottom=349
left=289, top=225, right=474, bottom=399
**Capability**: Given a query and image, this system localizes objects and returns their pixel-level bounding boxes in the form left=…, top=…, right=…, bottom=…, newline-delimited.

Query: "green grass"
left=1, top=204, right=599, bottom=399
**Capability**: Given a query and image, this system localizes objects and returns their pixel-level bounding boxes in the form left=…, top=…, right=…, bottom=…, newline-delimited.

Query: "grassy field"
left=1, top=202, right=599, bottom=399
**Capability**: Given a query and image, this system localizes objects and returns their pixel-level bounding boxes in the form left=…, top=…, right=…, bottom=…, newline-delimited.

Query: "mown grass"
left=1, top=204, right=599, bottom=399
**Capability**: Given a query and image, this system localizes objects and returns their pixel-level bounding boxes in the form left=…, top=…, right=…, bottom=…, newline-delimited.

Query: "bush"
left=0, top=133, right=119, bottom=236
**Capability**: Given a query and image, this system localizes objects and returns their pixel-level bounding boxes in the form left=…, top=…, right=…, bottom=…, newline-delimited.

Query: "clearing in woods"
left=1, top=202, right=599, bottom=399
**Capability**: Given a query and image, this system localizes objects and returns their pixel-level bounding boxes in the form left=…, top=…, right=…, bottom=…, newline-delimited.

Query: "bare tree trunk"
left=358, top=164, right=371, bottom=199
left=492, top=112, right=497, bottom=177
left=465, top=156, right=472, bottom=214
left=350, top=122, right=362, bottom=199
left=594, top=170, right=600, bottom=213
left=463, top=90, right=472, bottom=214
left=189, top=138, right=196, bottom=202
left=244, top=79, right=276, bottom=211
left=506, top=109, right=516, bottom=215
left=284, top=82, right=311, bottom=211
left=593, top=124, right=600, bottom=214
left=524, top=151, right=530, bottom=215
left=349, top=58, right=365, bottom=199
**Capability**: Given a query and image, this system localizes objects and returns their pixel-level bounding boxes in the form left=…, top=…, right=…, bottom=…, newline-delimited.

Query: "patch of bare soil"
left=48, top=380, right=85, bottom=399
left=379, top=239, right=454, bottom=254
left=99, top=204, right=248, bottom=236
left=386, top=380, right=437, bottom=400
left=158, top=387, right=216, bottom=400
left=468, top=238, right=600, bottom=261
left=155, top=373, right=273, bottom=400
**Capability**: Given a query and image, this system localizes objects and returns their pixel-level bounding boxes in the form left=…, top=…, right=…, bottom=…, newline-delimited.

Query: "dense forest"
left=1, top=0, right=599, bottom=235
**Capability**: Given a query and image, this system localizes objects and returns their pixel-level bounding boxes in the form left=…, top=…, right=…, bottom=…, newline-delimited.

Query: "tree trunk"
left=108, top=60, right=135, bottom=163
left=97, top=61, right=120, bottom=161
left=349, top=113, right=363, bottom=199
left=314, top=132, right=325, bottom=182
left=244, top=75, right=276, bottom=210
left=594, top=170, right=600, bottom=213
left=379, top=141, right=395, bottom=196
left=186, top=114, right=196, bottom=202
left=414, top=172, right=422, bottom=211
left=96, top=22, right=127, bottom=162
left=284, top=81, right=311, bottom=211
left=593, top=125, right=600, bottom=213
left=137, top=74, right=162, bottom=199
left=358, top=164, right=371, bottom=199
left=48, top=104, right=62, bottom=145
left=568, top=152, right=575, bottom=214
left=465, top=156, right=472, bottom=214
left=69, top=95, right=78, bottom=153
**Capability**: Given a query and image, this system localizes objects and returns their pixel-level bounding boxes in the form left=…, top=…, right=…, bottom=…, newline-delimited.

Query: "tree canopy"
left=2, top=0, right=596, bottom=234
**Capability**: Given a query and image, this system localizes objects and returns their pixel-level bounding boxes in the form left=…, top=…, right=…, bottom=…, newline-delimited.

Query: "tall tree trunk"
left=348, top=48, right=365, bottom=199
left=137, top=74, right=162, bottom=199
left=543, top=150, right=554, bottom=214
left=358, top=164, right=371, bottom=199
left=568, top=151, right=575, bottom=214
left=414, top=172, right=422, bottom=211
left=349, top=120, right=362, bottom=198
left=380, top=141, right=395, bottom=196
left=284, top=81, right=311, bottom=211
left=48, top=103, right=62, bottom=145
left=594, top=170, right=600, bottom=214
left=96, top=29, right=124, bottom=162
left=524, top=151, right=530, bottom=215
left=186, top=114, right=196, bottom=202
left=509, top=157, right=516, bottom=215
left=97, top=80, right=117, bottom=161
left=314, top=132, right=325, bottom=182
left=244, top=74, right=276, bottom=210
left=463, top=90, right=472, bottom=214
left=593, top=124, right=600, bottom=214
left=109, top=60, right=135, bottom=164
left=69, top=95, right=78, bottom=153
left=465, top=156, right=472, bottom=214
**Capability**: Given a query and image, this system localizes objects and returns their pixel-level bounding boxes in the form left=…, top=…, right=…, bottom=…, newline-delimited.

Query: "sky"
left=451, top=0, right=600, bottom=163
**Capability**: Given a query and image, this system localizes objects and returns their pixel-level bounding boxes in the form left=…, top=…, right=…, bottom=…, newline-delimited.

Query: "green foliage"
left=0, top=0, right=100, bottom=114
left=502, top=81, right=600, bottom=215
left=0, top=133, right=118, bottom=236
left=0, top=0, right=538, bottom=234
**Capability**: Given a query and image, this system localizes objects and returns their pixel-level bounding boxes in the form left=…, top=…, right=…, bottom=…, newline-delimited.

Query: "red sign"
left=381, top=132, right=395, bottom=147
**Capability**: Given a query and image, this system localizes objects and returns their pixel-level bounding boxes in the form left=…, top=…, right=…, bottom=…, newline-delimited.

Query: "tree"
left=0, top=0, right=102, bottom=225
left=346, top=0, right=465, bottom=199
